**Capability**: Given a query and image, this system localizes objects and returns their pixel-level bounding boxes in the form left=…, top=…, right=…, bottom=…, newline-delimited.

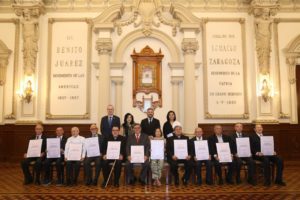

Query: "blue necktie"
left=109, top=117, right=112, bottom=127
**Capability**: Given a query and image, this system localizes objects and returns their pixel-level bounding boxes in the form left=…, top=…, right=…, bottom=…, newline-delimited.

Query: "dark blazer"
left=100, top=115, right=121, bottom=138
left=86, top=134, right=105, bottom=155
left=166, top=135, right=191, bottom=160
left=126, top=133, right=150, bottom=157
left=29, top=134, right=47, bottom=155
left=230, top=133, right=251, bottom=155
left=102, top=135, right=126, bottom=159
left=163, top=121, right=173, bottom=139
left=249, top=133, right=262, bottom=156
left=208, top=134, right=234, bottom=156
left=141, top=117, right=161, bottom=136
left=190, top=136, right=211, bottom=157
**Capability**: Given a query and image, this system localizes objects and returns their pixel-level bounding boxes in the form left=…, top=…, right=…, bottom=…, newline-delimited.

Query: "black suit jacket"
left=126, top=133, right=150, bottom=157
left=29, top=134, right=47, bottom=155
left=141, top=118, right=161, bottom=136
left=190, top=136, right=211, bottom=157
left=230, top=133, right=251, bottom=155
left=249, top=133, right=262, bottom=156
left=100, top=115, right=121, bottom=138
left=166, top=135, right=191, bottom=160
left=208, top=134, right=234, bottom=156
left=102, top=135, right=126, bottom=159
left=163, top=121, right=173, bottom=139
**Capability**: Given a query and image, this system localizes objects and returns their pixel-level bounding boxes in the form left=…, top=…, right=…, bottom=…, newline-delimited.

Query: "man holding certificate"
left=126, top=123, right=150, bottom=185
left=43, top=127, right=67, bottom=186
left=190, top=127, right=213, bottom=185
left=65, top=127, right=86, bottom=186
left=230, top=123, right=256, bottom=185
left=83, top=124, right=104, bottom=186
left=208, top=125, right=234, bottom=185
left=166, top=124, right=193, bottom=186
left=250, top=124, right=286, bottom=186
left=102, top=125, right=126, bottom=187
left=21, top=123, right=47, bottom=185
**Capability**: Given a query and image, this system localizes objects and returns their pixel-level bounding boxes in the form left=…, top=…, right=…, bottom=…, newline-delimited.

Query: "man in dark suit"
left=190, top=127, right=213, bottom=185
left=43, top=127, right=67, bottom=186
left=140, top=108, right=161, bottom=137
left=126, top=123, right=150, bottom=185
left=250, top=124, right=286, bottom=186
left=230, top=123, right=256, bottom=185
left=102, top=125, right=126, bottom=187
left=208, top=124, right=234, bottom=185
left=84, top=124, right=104, bottom=186
left=100, top=105, right=120, bottom=138
left=21, top=123, right=47, bottom=185
left=166, top=124, right=193, bottom=186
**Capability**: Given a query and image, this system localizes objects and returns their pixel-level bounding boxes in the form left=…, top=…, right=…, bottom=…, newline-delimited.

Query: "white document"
left=174, top=140, right=188, bottom=159
left=131, top=145, right=144, bottom=163
left=194, top=140, right=210, bottom=161
left=106, top=141, right=121, bottom=160
left=47, top=138, right=61, bottom=158
left=27, top=139, right=43, bottom=158
left=150, top=140, right=164, bottom=160
left=216, top=142, right=232, bottom=163
left=85, top=137, right=100, bottom=158
left=236, top=137, right=251, bottom=158
left=67, top=143, right=83, bottom=161
left=261, top=136, right=274, bottom=156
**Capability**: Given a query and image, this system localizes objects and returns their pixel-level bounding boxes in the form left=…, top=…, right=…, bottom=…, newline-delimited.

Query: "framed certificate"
left=67, top=143, right=83, bottom=161
left=150, top=140, right=164, bottom=160
left=85, top=137, right=100, bottom=158
left=131, top=145, right=144, bottom=163
left=260, top=136, right=274, bottom=156
left=194, top=140, right=210, bottom=161
left=174, top=140, right=188, bottom=160
left=106, top=141, right=121, bottom=160
left=47, top=138, right=61, bottom=158
left=216, top=142, right=232, bottom=163
left=27, top=139, right=43, bottom=158
left=236, top=137, right=251, bottom=158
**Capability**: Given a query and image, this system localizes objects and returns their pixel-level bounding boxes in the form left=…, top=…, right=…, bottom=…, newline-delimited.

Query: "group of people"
left=21, top=105, right=286, bottom=188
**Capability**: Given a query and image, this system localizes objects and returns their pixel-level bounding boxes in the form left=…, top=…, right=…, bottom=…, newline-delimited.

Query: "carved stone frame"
left=46, top=18, right=92, bottom=119
left=131, top=45, right=164, bottom=111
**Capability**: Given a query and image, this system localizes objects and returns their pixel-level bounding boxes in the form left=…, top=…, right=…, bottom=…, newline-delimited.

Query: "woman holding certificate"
left=64, top=127, right=86, bottom=186
left=150, top=128, right=165, bottom=186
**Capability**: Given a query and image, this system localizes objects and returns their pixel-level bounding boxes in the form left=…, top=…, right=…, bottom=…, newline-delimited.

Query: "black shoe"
left=226, top=179, right=234, bottom=185
left=275, top=181, right=286, bottom=186
left=24, top=179, right=33, bottom=185
left=206, top=181, right=213, bottom=185
left=35, top=180, right=41, bottom=185
left=42, top=181, right=51, bottom=186
left=218, top=179, right=224, bottom=185
left=101, top=182, right=106, bottom=189
left=264, top=181, right=271, bottom=186
left=236, top=179, right=241, bottom=185
left=92, top=180, right=98, bottom=186
left=175, top=177, right=179, bottom=186
left=85, top=182, right=91, bottom=186
left=139, top=179, right=146, bottom=186
left=247, top=180, right=256, bottom=186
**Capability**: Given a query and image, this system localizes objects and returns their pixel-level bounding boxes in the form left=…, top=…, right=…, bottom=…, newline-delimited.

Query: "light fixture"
left=17, top=77, right=34, bottom=103
left=257, top=75, right=275, bottom=102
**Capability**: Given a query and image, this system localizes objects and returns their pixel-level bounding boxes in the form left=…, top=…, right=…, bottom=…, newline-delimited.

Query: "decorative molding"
left=252, top=119, right=279, bottom=124
left=181, top=38, right=199, bottom=55
left=96, top=38, right=113, bottom=55
left=0, top=40, right=12, bottom=86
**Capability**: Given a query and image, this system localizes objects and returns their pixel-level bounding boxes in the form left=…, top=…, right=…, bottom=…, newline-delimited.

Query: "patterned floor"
left=0, top=163, right=299, bottom=200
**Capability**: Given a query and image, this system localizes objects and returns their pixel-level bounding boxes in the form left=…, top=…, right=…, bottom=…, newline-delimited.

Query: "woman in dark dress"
left=162, top=110, right=176, bottom=139
left=121, top=113, right=135, bottom=138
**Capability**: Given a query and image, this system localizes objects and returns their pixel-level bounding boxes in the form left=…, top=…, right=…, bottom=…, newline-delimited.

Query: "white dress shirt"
left=65, top=135, right=86, bottom=160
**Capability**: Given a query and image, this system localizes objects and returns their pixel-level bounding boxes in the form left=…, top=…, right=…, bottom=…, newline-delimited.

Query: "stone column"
left=171, top=78, right=181, bottom=118
left=182, top=38, right=199, bottom=135
left=96, top=38, right=112, bottom=120
left=112, top=78, right=123, bottom=118
left=286, top=56, right=298, bottom=123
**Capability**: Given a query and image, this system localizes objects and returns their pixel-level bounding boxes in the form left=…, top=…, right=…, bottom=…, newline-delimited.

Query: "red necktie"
left=136, top=135, right=140, bottom=144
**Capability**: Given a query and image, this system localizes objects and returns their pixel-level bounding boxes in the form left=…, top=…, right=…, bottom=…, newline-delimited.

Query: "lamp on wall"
left=257, top=75, right=274, bottom=102
left=17, top=76, right=34, bottom=103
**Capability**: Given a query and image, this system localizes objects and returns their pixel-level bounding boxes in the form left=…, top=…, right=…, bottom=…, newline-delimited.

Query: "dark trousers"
left=103, top=159, right=123, bottom=184
left=234, top=157, right=255, bottom=183
left=254, top=155, right=284, bottom=184
left=83, top=157, right=103, bottom=185
left=213, top=159, right=234, bottom=182
left=43, top=157, right=64, bottom=184
left=195, top=160, right=212, bottom=184
left=168, top=159, right=193, bottom=183
left=66, top=161, right=81, bottom=185
left=126, top=160, right=149, bottom=183
left=21, top=157, right=43, bottom=183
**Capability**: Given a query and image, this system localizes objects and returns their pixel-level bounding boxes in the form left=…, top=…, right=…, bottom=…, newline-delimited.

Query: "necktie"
left=109, top=117, right=112, bottom=127
left=36, top=135, right=39, bottom=140
left=136, top=135, right=140, bottom=143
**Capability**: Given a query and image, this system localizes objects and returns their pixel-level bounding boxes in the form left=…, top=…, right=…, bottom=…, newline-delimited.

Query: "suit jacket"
left=230, top=133, right=251, bottom=155
left=126, top=133, right=150, bottom=157
left=166, top=135, right=191, bottom=160
left=163, top=121, right=173, bottom=139
left=102, top=135, right=126, bottom=159
left=190, top=136, right=211, bottom=157
left=208, top=134, right=234, bottom=156
left=140, top=117, right=161, bottom=136
left=100, top=115, right=121, bottom=138
left=249, top=133, right=262, bottom=156
left=29, top=134, right=47, bottom=155
left=86, top=134, right=105, bottom=155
